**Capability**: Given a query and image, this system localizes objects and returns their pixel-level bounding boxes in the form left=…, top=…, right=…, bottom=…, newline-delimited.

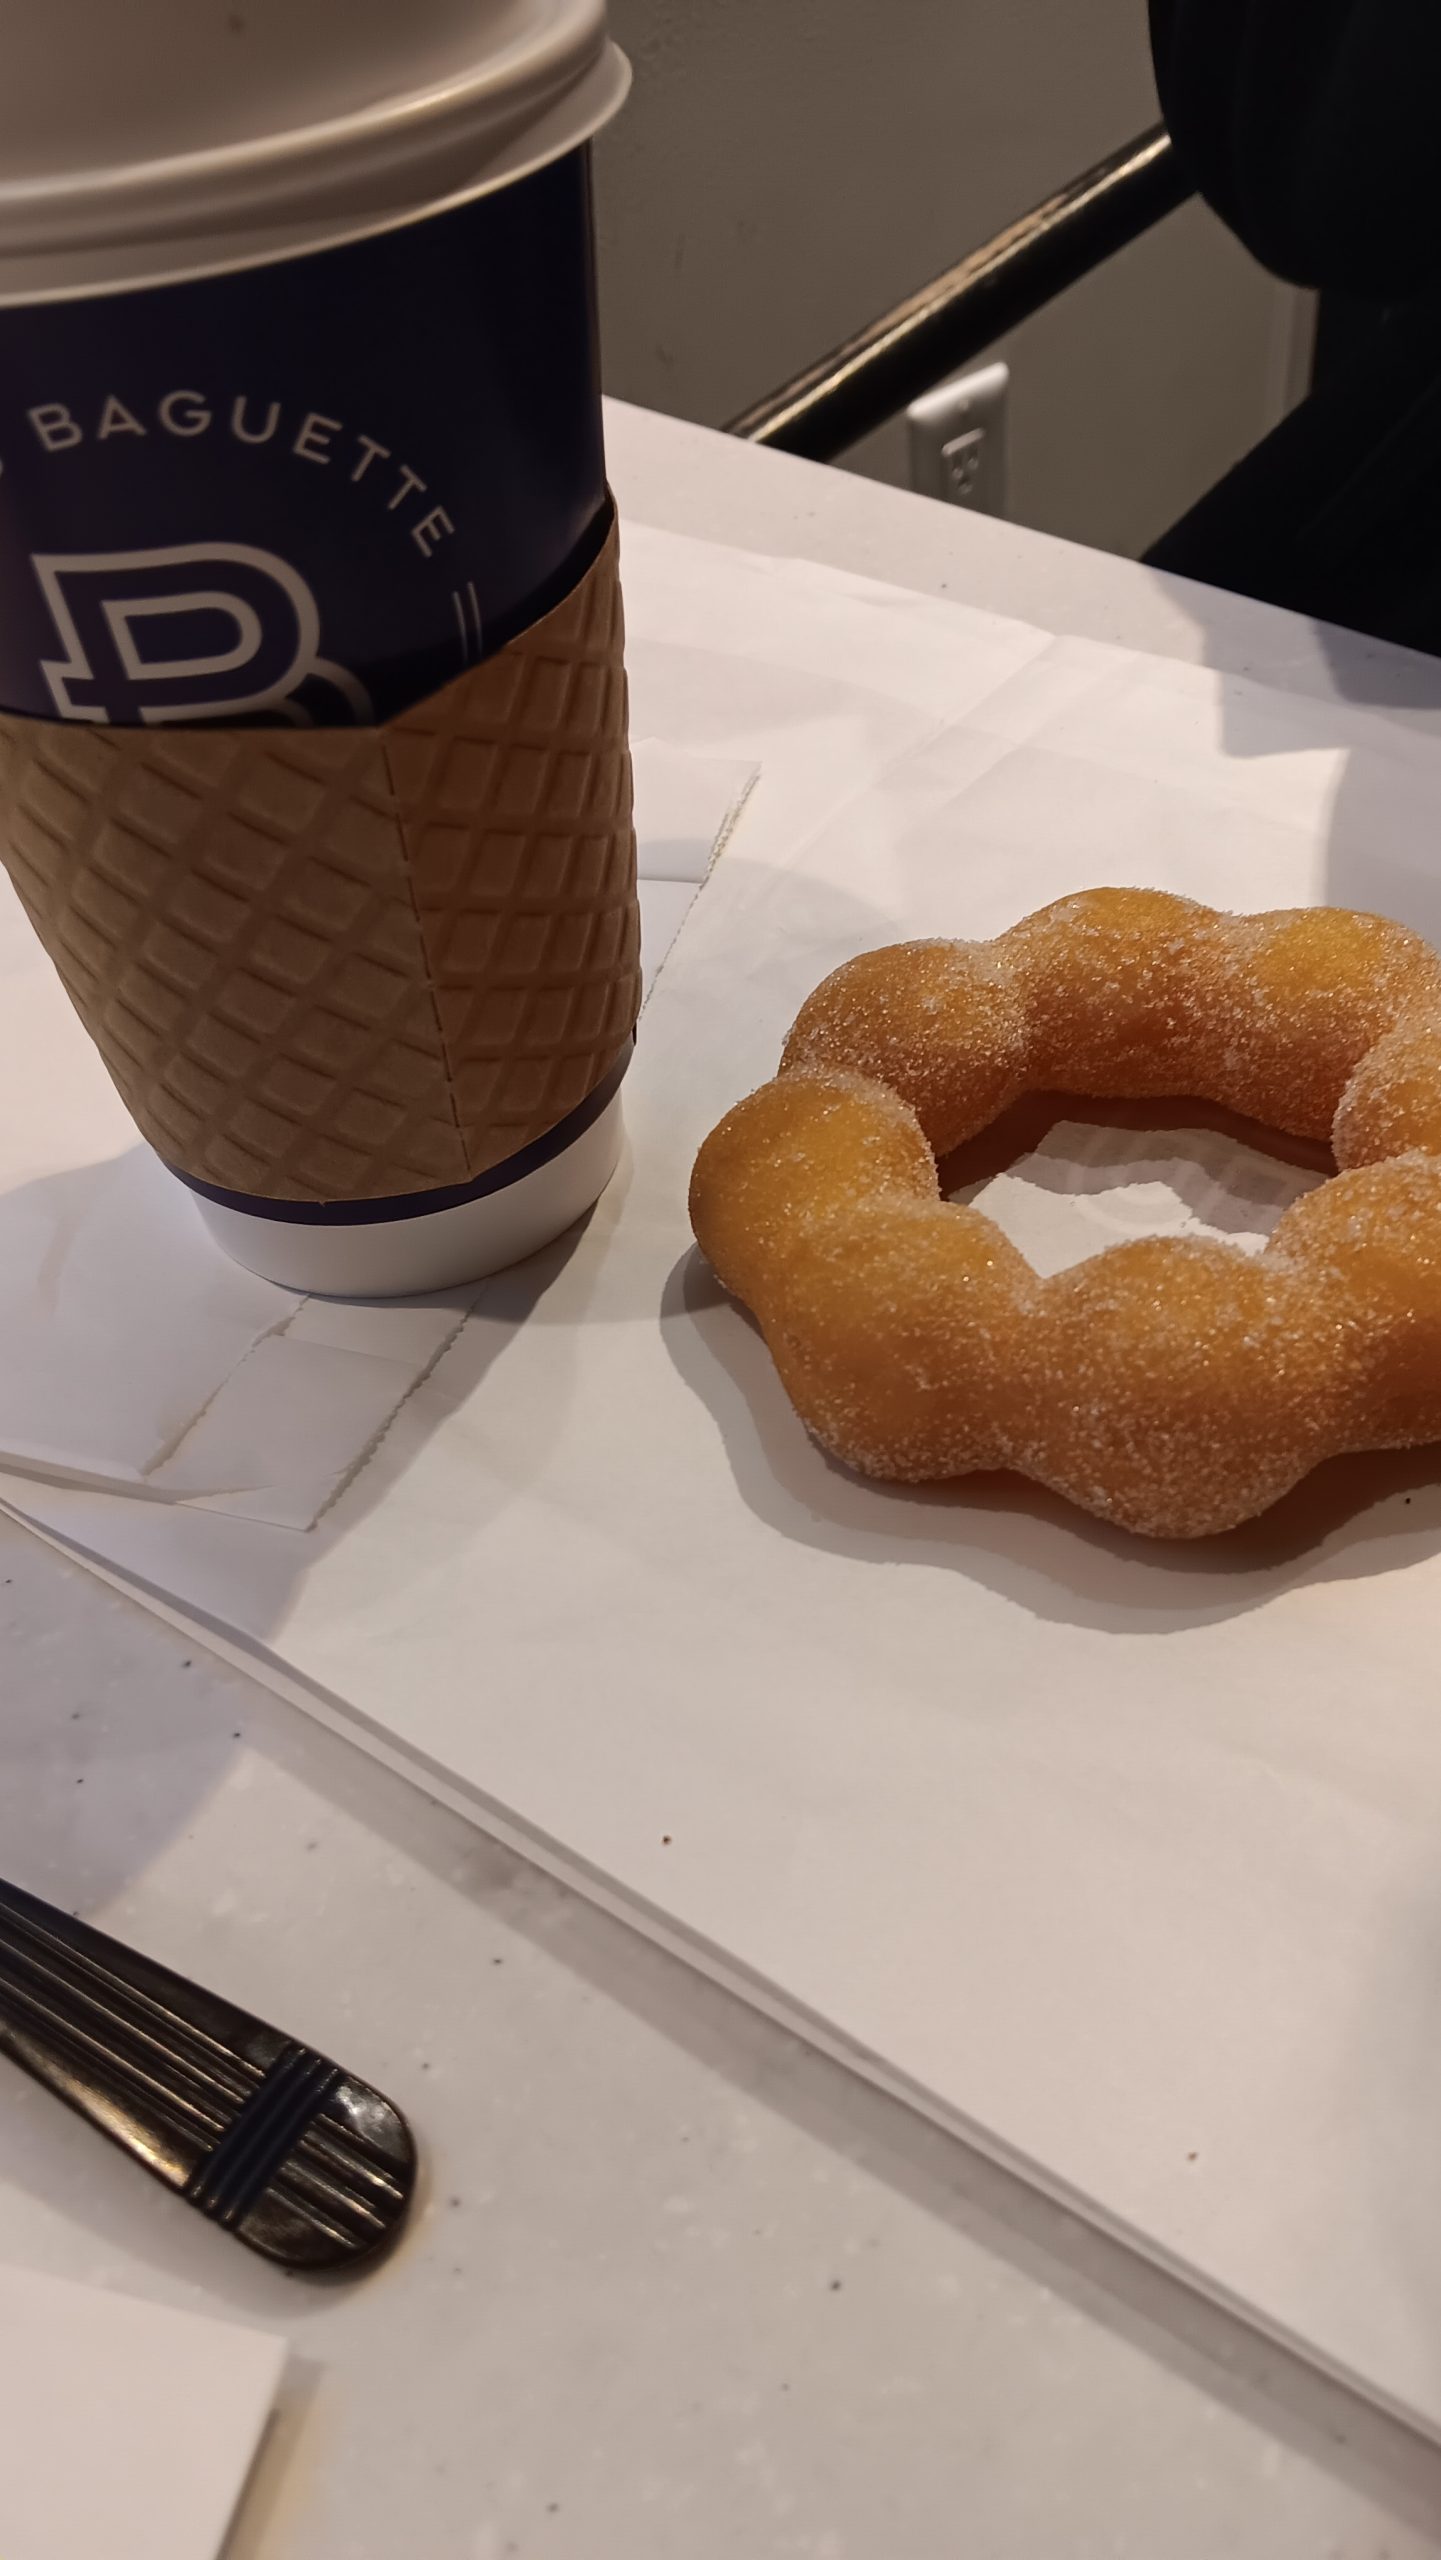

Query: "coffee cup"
left=0, top=0, right=638, bottom=1295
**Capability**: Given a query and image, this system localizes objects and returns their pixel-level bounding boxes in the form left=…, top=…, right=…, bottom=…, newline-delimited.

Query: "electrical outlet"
left=907, top=361, right=1009, bottom=516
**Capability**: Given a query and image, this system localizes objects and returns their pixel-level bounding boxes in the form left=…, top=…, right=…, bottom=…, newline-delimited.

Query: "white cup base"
left=187, top=1090, right=624, bottom=1298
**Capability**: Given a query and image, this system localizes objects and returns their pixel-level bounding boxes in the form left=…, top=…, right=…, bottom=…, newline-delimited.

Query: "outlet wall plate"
left=907, top=360, right=1010, bottom=515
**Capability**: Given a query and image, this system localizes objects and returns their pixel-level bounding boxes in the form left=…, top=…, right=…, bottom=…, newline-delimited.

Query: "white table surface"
left=4, top=402, right=1441, bottom=2560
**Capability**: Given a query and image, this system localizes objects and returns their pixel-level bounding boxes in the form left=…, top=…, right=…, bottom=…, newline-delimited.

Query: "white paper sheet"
left=14, top=533, right=1441, bottom=2436
left=631, top=737, right=758, bottom=994
left=0, top=2265, right=283, bottom=2560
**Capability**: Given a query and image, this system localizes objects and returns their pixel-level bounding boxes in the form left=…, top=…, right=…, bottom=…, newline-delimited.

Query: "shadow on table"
left=0, top=1514, right=242, bottom=1906
left=1144, top=562, right=1441, bottom=929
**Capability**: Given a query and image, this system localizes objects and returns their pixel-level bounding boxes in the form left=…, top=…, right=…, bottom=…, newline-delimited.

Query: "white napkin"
left=0, top=733, right=758, bottom=1524
left=0, top=2265, right=282, bottom=2560
left=631, top=736, right=758, bottom=994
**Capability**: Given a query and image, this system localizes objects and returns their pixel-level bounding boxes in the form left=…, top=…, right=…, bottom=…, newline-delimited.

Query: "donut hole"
left=940, top=1093, right=1332, bottom=1281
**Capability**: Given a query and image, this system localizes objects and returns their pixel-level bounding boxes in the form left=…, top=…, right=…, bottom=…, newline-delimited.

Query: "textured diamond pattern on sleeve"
left=0, top=523, right=639, bottom=1204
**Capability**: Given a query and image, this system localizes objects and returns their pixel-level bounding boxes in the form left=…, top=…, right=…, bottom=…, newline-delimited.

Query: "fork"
left=0, top=1874, right=415, bottom=2270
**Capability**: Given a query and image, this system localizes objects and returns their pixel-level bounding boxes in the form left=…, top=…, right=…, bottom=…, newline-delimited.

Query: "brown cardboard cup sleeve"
left=0, top=517, right=641, bottom=1221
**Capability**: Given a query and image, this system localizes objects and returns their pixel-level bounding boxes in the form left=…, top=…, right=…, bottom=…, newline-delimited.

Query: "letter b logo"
left=32, top=541, right=370, bottom=725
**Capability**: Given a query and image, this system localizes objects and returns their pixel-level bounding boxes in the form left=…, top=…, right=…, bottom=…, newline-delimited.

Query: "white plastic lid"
left=0, top=0, right=628, bottom=296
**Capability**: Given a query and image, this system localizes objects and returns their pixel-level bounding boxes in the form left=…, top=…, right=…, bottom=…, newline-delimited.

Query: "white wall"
left=592, top=0, right=1300, bottom=561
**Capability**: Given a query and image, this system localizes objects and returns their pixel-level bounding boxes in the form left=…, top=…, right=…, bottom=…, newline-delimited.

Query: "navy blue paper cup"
left=0, top=146, right=608, bottom=729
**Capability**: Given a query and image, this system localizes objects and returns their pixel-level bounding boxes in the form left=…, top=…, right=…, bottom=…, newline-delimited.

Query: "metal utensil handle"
left=0, top=1875, right=415, bottom=2271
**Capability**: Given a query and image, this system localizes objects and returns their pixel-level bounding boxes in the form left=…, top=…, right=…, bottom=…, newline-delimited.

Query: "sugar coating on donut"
left=689, top=888, right=1441, bottom=1538
left=782, top=939, right=1029, bottom=1153
left=1333, top=1023, right=1441, bottom=1165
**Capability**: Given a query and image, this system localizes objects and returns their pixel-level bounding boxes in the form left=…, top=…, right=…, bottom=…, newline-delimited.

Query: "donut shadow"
left=662, top=1246, right=1441, bottom=1637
